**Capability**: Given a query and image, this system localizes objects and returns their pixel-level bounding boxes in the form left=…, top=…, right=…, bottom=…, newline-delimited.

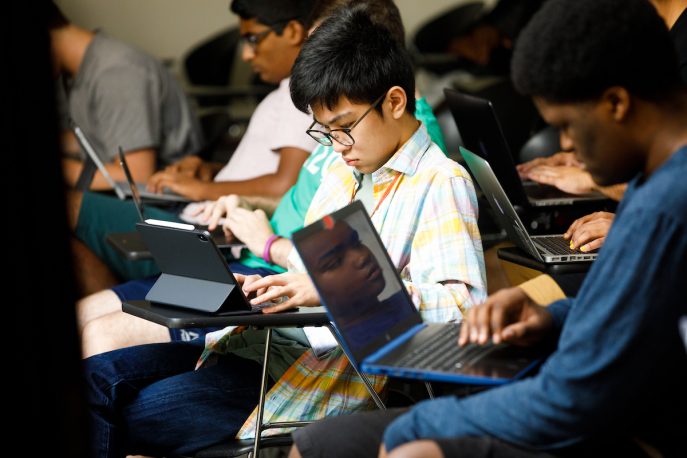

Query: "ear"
left=281, top=20, right=307, bottom=45
left=601, top=86, right=631, bottom=123
left=385, top=86, right=408, bottom=120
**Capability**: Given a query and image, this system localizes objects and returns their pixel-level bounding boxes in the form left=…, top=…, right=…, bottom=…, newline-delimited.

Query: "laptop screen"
left=293, top=201, right=422, bottom=362
left=118, top=148, right=145, bottom=222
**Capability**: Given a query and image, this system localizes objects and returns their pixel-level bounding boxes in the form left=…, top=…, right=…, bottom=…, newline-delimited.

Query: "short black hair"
left=306, top=0, right=405, bottom=45
left=230, top=0, right=314, bottom=33
left=290, top=5, right=416, bottom=115
left=512, top=0, right=682, bottom=103
left=46, top=1, right=69, bottom=30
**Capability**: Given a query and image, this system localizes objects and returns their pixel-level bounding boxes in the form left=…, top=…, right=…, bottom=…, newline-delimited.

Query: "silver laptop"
left=460, top=146, right=598, bottom=263
left=72, top=124, right=191, bottom=203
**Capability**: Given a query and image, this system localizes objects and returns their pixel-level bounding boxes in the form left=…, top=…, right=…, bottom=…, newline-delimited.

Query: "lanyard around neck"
left=350, top=172, right=403, bottom=218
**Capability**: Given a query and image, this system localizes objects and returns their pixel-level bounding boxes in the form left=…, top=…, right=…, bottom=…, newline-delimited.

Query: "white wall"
left=55, top=0, right=497, bottom=66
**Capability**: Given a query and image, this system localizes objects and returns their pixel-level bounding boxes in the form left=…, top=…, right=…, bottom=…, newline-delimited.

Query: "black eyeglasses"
left=306, top=92, right=387, bottom=147
left=240, top=29, right=273, bottom=51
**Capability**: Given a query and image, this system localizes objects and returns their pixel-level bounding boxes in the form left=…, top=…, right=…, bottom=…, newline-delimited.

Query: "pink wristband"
left=262, top=234, right=281, bottom=263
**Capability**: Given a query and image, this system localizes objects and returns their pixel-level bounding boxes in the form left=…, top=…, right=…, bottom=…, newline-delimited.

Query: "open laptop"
left=461, top=146, right=598, bottom=263
left=136, top=220, right=271, bottom=315
left=292, top=200, right=543, bottom=385
left=72, top=124, right=191, bottom=203
left=116, top=149, right=242, bottom=251
left=444, top=88, right=606, bottom=207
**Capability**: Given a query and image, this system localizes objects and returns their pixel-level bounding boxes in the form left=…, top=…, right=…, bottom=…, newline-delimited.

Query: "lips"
left=367, top=263, right=382, bottom=281
left=343, top=157, right=358, bottom=166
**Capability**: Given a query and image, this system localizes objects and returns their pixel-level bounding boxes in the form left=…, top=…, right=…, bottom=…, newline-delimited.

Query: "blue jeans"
left=84, top=342, right=264, bottom=458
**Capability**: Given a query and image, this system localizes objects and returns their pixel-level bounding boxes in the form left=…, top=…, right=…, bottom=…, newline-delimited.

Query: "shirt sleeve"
left=268, top=84, right=318, bottom=154
left=384, top=208, right=687, bottom=451
left=92, top=65, right=161, bottom=162
left=403, top=174, right=487, bottom=323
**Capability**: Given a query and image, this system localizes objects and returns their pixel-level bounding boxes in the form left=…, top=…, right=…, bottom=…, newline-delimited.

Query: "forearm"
left=238, top=195, right=282, bottom=217
left=201, top=174, right=295, bottom=200
left=594, top=183, right=626, bottom=201
left=265, top=237, right=292, bottom=269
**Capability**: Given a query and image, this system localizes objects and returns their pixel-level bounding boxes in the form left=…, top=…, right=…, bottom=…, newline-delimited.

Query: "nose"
left=332, top=141, right=351, bottom=154
left=241, top=43, right=255, bottom=62
left=559, top=130, right=574, bottom=152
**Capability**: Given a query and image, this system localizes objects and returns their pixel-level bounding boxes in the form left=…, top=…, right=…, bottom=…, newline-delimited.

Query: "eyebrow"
left=315, top=111, right=354, bottom=127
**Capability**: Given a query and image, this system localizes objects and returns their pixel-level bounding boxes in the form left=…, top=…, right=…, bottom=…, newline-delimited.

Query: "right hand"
left=564, top=211, right=614, bottom=252
left=517, top=152, right=583, bottom=179
left=458, top=287, right=554, bottom=347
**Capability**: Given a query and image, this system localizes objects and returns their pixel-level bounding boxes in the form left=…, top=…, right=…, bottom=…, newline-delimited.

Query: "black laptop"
left=444, top=88, right=606, bottom=207
left=292, top=201, right=542, bottom=385
left=460, top=146, right=598, bottom=264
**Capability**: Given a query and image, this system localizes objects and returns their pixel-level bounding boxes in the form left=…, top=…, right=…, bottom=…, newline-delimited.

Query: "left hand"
left=146, top=170, right=206, bottom=200
left=526, top=165, right=596, bottom=195
left=241, top=272, right=320, bottom=313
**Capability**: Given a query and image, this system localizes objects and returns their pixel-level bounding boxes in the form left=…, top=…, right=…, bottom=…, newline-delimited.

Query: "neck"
left=51, top=25, right=94, bottom=77
left=652, top=0, right=687, bottom=28
left=391, top=114, right=421, bottom=154
left=639, top=93, right=687, bottom=176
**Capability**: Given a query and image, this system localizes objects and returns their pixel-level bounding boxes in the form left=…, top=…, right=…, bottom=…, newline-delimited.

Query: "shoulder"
left=413, top=143, right=473, bottom=187
left=626, top=148, right=687, bottom=226
left=87, top=34, right=160, bottom=79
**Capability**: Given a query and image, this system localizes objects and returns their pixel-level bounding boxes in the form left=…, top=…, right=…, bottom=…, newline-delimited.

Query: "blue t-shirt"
left=384, top=147, right=687, bottom=455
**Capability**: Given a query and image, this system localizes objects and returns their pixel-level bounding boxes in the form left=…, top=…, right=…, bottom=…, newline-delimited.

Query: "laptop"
left=135, top=220, right=267, bottom=315
left=72, top=124, right=191, bottom=203
left=460, top=146, right=598, bottom=263
left=116, top=149, right=243, bottom=251
left=292, top=200, right=543, bottom=385
left=444, top=88, right=606, bottom=207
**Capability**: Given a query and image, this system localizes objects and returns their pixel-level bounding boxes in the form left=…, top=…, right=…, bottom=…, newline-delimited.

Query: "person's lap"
left=110, top=261, right=280, bottom=344
left=84, top=341, right=264, bottom=457
left=74, top=191, right=182, bottom=280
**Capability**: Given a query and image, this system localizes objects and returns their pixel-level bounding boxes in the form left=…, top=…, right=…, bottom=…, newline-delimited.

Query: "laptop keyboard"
left=394, top=325, right=504, bottom=373
left=534, top=235, right=581, bottom=255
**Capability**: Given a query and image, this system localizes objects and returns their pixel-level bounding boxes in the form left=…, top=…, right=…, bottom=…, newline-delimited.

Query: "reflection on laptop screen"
left=296, top=207, right=418, bottom=359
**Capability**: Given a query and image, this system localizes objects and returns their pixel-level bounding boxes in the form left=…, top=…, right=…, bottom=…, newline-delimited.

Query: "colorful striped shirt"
left=211, top=123, right=486, bottom=438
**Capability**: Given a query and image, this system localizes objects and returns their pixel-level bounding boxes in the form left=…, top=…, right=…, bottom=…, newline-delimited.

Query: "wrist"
left=262, top=234, right=282, bottom=264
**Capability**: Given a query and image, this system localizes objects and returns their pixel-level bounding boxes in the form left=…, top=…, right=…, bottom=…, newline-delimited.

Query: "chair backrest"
left=518, top=125, right=561, bottom=164
left=183, top=27, right=241, bottom=87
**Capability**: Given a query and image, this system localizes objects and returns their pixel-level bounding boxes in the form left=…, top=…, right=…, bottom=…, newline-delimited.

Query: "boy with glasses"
left=82, top=6, right=485, bottom=457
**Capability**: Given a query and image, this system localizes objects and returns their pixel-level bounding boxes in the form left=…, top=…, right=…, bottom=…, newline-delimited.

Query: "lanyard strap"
left=350, top=172, right=403, bottom=218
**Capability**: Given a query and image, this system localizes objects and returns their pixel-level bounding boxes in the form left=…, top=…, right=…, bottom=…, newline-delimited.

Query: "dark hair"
left=290, top=5, right=415, bottom=115
left=306, top=0, right=405, bottom=45
left=511, top=0, right=682, bottom=103
left=230, top=0, right=314, bottom=33
left=46, top=1, right=69, bottom=30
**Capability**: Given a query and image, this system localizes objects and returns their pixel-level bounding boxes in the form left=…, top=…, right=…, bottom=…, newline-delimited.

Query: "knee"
left=387, top=440, right=443, bottom=458
left=81, top=314, right=125, bottom=358
left=288, top=444, right=302, bottom=458
left=77, top=289, right=121, bottom=332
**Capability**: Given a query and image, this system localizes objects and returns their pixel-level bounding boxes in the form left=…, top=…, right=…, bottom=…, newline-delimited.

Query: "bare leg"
left=66, top=189, right=83, bottom=230
left=81, top=310, right=170, bottom=358
left=288, top=445, right=303, bottom=458
left=76, top=289, right=124, bottom=333
left=387, top=441, right=443, bottom=458
left=71, top=237, right=119, bottom=296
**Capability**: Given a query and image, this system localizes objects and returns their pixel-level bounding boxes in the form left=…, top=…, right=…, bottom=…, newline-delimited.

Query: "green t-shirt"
left=239, top=97, right=447, bottom=272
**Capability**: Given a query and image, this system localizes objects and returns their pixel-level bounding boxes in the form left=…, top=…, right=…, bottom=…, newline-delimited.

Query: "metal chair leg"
left=251, top=328, right=273, bottom=458
left=424, top=381, right=435, bottom=399
left=326, top=324, right=386, bottom=410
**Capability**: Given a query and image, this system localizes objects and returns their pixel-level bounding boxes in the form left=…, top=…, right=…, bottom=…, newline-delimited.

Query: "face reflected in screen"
left=300, top=220, right=386, bottom=307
